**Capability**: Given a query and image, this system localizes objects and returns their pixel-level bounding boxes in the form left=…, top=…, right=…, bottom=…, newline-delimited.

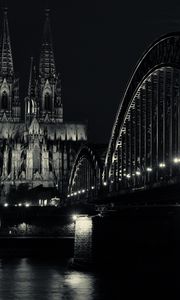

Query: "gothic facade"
left=0, top=8, right=87, bottom=203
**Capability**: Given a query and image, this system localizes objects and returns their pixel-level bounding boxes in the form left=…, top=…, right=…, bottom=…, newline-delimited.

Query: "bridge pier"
left=73, top=206, right=176, bottom=270
left=73, top=215, right=93, bottom=267
left=73, top=213, right=125, bottom=269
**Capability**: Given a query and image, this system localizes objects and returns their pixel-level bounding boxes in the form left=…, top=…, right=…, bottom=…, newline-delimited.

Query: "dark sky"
left=1, top=0, right=180, bottom=143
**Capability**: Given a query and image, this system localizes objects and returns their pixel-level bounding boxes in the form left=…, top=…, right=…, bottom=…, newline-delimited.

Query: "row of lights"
left=103, top=157, right=180, bottom=185
left=67, top=189, right=85, bottom=198
left=67, top=186, right=95, bottom=198
left=69, top=157, right=180, bottom=193
left=4, top=203, right=30, bottom=208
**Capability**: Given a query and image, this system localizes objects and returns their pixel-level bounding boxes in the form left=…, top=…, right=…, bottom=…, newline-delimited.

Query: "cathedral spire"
left=0, top=7, right=14, bottom=77
left=39, top=9, right=56, bottom=78
left=25, top=57, right=38, bottom=124
left=28, top=57, right=37, bottom=98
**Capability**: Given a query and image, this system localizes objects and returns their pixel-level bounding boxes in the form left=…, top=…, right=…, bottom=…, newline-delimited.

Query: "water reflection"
left=62, top=271, right=95, bottom=300
left=0, top=259, right=96, bottom=300
left=0, top=257, right=174, bottom=299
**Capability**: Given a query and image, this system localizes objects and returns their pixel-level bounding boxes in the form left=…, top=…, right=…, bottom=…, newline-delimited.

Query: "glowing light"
left=4, top=203, right=8, bottom=207
left=67, top=195, right=70, bottom=198
left=111, top=180, right=114, bottom=183
left=75, top=216, right=92, bottom=234
left=72, top=215, right=78, bottom=221
left=136, top=171, right=141, bottom=176
left=78, top=191, right=81, bottom=194
left=147, top=167, right=152, bottom=172
left=159, top=163, right=166, bottom=168
left=25, top=203, right=30, bottom=207
left=18, top=203, right=22, bottom=207
left=82, top=189, right=85, bottom=193
left=173, top=157, right=180, bottom=163
left=103, top=182, right=107, bottom=186
left=91, top=186, right=95, bottom=190
left=74, top=192, right=77, bottom=196
left=18, top=222, right=27, bottom=232
left=64, top=271, right=93, bottom=289
left=126, top=174, right=131, bottom=178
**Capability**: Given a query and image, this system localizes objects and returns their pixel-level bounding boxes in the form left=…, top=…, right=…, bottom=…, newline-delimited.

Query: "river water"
left=0, top=256, right=177, bottom=299
left=0, top=258, right=120, bottom=300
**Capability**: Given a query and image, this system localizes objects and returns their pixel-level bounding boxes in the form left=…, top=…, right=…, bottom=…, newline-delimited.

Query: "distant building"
left=0, top=8, right=87, bottom=203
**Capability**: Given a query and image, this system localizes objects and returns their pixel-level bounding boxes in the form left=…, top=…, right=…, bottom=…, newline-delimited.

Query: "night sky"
left=1, top=0, right=180, bottom=143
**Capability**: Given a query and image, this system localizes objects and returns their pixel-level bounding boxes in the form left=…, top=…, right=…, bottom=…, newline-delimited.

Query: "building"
left=0, top=8, right=87, bottom=204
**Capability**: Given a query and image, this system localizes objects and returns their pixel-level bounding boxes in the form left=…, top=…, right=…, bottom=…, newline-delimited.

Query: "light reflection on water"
left=0, top=256, right=174, bottom=299
left=0, top=258, right=98, bottom=300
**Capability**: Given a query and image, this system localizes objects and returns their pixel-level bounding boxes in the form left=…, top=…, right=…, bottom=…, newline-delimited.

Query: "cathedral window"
left=33, top=145, right=41, bottom=173
left=1, top=91, right=8, bottom=110
left=45, top=93, right=51, bottom=111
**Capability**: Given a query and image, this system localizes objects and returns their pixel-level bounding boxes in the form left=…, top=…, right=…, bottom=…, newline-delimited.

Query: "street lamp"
left=72, top=214, right=78, bottom=221
left=159, top=163, right=166, bottom=168
left=173, top=157, right=180, bottom=164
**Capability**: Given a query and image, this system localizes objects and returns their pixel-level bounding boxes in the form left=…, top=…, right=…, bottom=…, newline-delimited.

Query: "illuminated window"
left=1, top=91, right=8, bottom=109
left=45, top=93, right=51, bottom=111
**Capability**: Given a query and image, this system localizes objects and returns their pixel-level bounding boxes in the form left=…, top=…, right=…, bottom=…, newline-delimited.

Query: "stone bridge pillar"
left=73, top=216, right=93, bottom=266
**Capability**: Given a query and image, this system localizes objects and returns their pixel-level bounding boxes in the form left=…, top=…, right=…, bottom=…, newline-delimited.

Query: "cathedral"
left=0, top=8, right=87, bottom=204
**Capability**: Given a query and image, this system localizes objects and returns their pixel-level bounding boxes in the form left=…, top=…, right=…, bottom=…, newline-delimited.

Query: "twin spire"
left=0, top=8, right=14, bottom=77
left=0, top=7, right=63, bottom=123
left=0, top=8, right=56, bottom=79
left=39, top=8, right=56, bottom=78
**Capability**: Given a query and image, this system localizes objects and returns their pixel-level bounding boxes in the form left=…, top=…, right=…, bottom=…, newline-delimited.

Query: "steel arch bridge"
left=67, top=144, right=106, bottom=202
left=104, top=32, right=180, bottom=192
left=68, top=32, right=180, bottom=201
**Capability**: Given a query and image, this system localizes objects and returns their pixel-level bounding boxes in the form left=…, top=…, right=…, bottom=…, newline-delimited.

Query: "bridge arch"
left=103, top=33, right=180, bottom=191
left=67, top=144, right=106, bottom=202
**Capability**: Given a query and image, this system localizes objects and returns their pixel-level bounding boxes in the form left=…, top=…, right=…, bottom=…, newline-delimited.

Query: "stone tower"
left=25, top=9, right=63, bottom=124
left=39, top=8, right=63, bottom=123
left=0, top=8, right=21, bottom=122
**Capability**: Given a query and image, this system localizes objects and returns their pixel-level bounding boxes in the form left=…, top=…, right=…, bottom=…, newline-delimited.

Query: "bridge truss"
left=104, top=33, right=180, bottom=192
left=68, top=33, right=180, bottom=200
left=67, top=144, right=105, bottom=201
